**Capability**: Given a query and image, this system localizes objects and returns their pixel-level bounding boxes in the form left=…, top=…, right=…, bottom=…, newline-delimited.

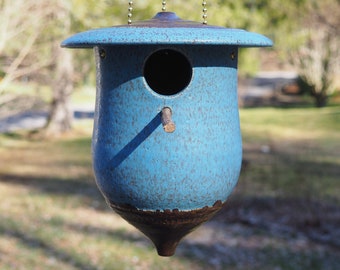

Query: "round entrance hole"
left=144, top=49, right=192, bottom=96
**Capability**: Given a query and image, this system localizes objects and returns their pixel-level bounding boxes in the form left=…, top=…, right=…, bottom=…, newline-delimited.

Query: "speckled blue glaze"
left=62, top=12, right=272, bottom=211
left=92, top=45, right=241, bottom=210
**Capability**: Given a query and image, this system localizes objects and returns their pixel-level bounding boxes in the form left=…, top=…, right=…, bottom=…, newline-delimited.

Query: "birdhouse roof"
left=62, top=12, right=272, bottom=48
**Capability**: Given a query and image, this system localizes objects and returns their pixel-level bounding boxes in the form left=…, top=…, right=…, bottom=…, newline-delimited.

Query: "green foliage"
left=275, top=0, right=340, bottom=106
left=2, top=0, right=339, bottom=103
left=0, top=0, right=304, bottom=88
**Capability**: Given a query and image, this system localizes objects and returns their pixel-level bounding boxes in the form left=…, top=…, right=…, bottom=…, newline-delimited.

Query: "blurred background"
left=0, top=0, right=339, bottom=269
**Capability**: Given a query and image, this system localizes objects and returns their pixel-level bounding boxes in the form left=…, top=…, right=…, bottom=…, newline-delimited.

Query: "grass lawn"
left=0, top=106, right=339, bottom=269
left=239, top=106, right=340, bottom=201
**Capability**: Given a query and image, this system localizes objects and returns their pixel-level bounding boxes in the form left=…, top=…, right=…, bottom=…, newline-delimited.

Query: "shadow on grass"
left=215, top=196, right=340, bottom=249
left=66, top=221, right=152, bottom=248
left=63, top=214, right=340, bottom=269
left=0, top=222, right=98, bottom=270
left=0, top=135, right=339, bottom=269
left=0, top=173, right=105, bottom=209
left=2, top=211, right=339, bottom=270
left=178, top=237, right=340, bottom=270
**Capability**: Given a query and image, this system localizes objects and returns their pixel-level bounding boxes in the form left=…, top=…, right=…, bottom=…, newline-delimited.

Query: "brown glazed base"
left=108, top=200, right=225, bottom=256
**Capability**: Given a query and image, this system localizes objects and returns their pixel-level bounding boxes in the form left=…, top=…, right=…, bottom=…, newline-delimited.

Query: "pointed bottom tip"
left=152, top=236, right=182, bottom=257
left=156, top=245, right=177, bottom=257
left=109, top=201, right=225, bottom=256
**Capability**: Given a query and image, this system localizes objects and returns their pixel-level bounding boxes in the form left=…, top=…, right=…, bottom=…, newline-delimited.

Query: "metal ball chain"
left=162, top=1, right=167, bottom=11
left=202, top=1, right=208, bottom=24
left=128, top=1, right=207, bottom=24
left=128, top=1, right=133, bottom=25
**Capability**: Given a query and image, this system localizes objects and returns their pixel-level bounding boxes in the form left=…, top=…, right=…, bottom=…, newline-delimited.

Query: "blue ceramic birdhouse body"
left=92, top=44, right=242, bottom=211
left=62, top=11, right=272, bottom=256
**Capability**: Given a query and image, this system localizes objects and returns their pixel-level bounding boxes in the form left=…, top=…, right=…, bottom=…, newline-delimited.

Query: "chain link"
left=128, top=1, right=133, bottom=25
left=162, top=1, right=167, bottom=11
left=129, top=1, right=207, bottom=25
left=202, top=1, right=208, bottom=24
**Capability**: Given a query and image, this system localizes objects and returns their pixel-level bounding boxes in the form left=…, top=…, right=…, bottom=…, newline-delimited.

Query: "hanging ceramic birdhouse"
left=62, top=1, right=272, bottom=256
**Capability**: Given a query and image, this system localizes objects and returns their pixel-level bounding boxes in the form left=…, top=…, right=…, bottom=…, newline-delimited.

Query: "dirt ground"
left=172, top=195, right=340, bottom=269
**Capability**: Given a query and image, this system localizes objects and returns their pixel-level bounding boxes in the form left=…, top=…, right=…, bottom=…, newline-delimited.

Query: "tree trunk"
left=314, top=92, right=328, bottom=108
left=44, top=45, right=74, bottom=135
